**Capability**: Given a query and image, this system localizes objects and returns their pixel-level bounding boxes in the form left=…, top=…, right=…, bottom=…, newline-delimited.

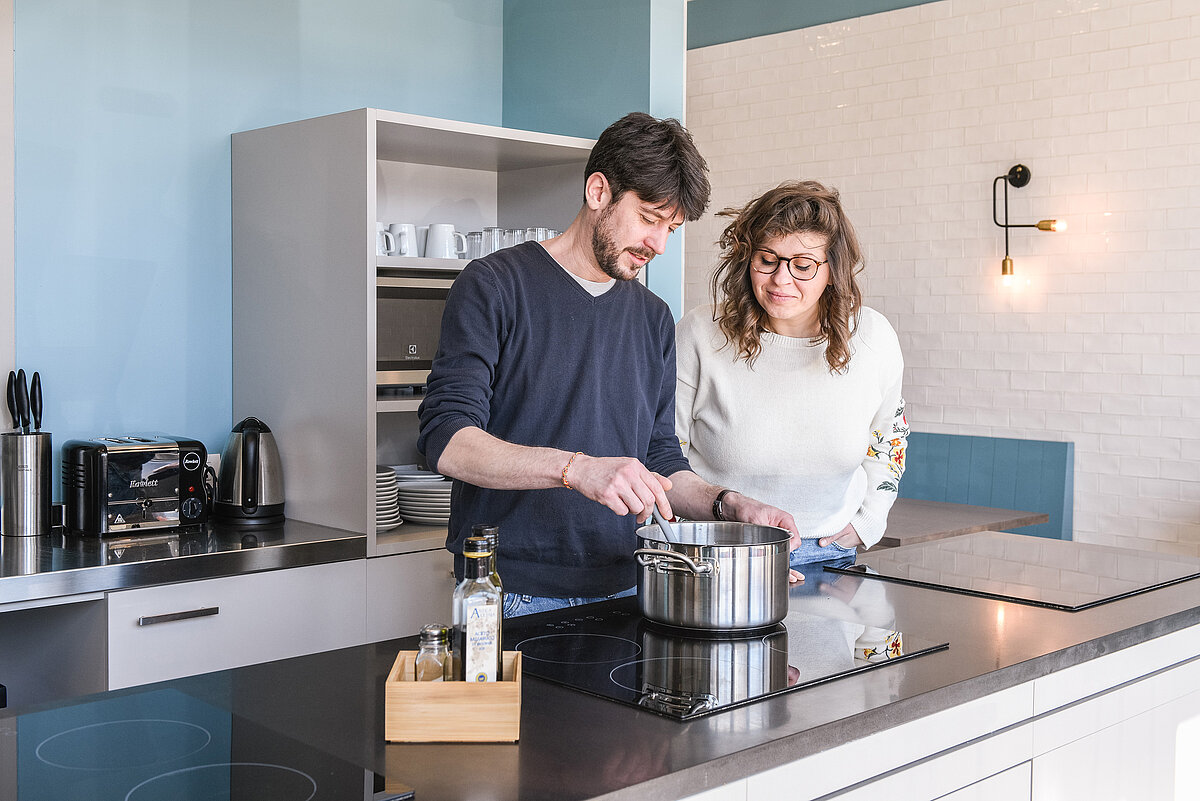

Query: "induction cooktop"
left=827, top=531, right=1200, bottom=611
left=13, top=687, right=412, bottom=801
left=504, top=570, right=949, bottom=721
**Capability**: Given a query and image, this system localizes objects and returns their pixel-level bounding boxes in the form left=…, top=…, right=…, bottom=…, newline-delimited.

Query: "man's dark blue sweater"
left=417, top=242, right=691, bottom=597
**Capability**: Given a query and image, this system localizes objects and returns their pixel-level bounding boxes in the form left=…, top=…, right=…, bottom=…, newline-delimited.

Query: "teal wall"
left=13, top=0, right=687, bottom=470
left=14, top=0, right=504, bottom=454
left=687, top=0, right=940, bottom=49
left=502, top=0, right=688, bottom=318
left=502, top=0, right=650, bottom=138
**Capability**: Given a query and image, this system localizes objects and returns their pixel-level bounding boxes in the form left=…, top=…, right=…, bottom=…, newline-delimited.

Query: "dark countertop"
left=0, top=520, right=366, bottom=606
left=3, top=535, right=1199, bottom=801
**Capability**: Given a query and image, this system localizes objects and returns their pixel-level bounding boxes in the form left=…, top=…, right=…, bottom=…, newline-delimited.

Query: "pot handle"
left=634, top=548, right=715, bottom=575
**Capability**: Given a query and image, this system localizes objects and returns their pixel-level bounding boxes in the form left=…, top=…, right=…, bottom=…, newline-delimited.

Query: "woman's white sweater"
left=675, top=305, right=908, bottom=549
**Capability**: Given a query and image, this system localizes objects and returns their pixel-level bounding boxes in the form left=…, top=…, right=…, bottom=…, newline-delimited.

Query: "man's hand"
left=567, top=454, right=673, bottom=523
left=818, top=522, right=863, bottom=550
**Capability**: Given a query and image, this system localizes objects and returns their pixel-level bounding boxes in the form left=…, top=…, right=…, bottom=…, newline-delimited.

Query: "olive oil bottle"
left=452, top=535, right=503, bottom=682
left=472, top=523, right=503, bottom=594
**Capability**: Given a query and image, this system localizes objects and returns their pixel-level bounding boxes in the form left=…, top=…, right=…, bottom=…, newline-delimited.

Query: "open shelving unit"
left=233, top=108, right=594, bottom=555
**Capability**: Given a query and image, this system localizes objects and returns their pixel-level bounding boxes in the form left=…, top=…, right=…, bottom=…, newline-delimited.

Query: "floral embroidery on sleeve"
left=866, top=399, right=909, bottom=493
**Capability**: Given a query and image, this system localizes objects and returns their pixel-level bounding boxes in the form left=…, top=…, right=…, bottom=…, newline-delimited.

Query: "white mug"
left=426, top=224, right=467, bottom=259
left=387, top=223, right=418, bottom=257
left=375, top=222, right=395, bottom=257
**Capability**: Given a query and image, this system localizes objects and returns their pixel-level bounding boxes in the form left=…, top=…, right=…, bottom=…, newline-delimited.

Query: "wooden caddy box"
left=384, top=650, right=522, bottom=742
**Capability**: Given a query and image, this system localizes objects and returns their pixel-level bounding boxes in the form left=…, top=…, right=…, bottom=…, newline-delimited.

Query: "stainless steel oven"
left=376, top=264, right=464, bottom=389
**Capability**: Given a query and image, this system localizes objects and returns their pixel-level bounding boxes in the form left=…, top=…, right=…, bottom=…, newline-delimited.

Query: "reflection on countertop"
left=0, top=519, right=367, bottom=605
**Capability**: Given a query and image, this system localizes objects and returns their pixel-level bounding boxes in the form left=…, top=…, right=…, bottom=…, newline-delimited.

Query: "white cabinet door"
left=365, top=548, right=455, bottom=642
left=107, top=560, right=367, bottom=690
left=1032, top=657, right=1200, bottom=800
left=937, top=763, right=1031, bottom=800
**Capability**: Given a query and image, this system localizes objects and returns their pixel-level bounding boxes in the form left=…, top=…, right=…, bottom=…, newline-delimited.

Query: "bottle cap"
left=419, top=623, right=450, bottom=643
left=463, top=536, right=492, bottom=557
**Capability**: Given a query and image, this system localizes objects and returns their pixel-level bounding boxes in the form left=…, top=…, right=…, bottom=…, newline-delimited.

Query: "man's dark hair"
left=584, top=112, right=711, bottom=222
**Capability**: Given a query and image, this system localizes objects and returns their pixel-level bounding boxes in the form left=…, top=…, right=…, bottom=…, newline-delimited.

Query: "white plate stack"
left=388, top=464, right=452, bottom=525
left=376, top=466, right=402, bottom=532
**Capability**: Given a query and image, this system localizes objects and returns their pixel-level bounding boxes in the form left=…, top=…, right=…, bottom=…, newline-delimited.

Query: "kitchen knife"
left=5, top=371, right=15, bottom=430
left=29, top=371, right=41, bottom=432
left=14, top=368, right=29, bottom=433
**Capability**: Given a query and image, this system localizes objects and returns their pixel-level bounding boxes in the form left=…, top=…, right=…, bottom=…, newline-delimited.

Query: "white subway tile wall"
left=685, top=0, right=1200, bottom=555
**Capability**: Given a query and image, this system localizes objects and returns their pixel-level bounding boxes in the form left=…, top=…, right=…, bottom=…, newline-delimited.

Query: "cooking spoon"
left=651, top=503, right=681, bottom=544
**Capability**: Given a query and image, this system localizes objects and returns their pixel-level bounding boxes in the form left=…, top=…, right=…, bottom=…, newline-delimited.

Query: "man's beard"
left=591, top=203, right=654, bottom=281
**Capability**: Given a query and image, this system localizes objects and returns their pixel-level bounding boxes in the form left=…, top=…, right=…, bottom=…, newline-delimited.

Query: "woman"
left=676, top=180, right=908, bottom=569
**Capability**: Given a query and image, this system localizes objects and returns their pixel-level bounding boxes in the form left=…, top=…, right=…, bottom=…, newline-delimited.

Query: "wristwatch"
left=712, top=488, right=735, bottom=521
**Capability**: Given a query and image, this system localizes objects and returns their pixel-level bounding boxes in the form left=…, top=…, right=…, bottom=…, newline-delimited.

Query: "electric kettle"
left=214, top=416, right=285, bottom=525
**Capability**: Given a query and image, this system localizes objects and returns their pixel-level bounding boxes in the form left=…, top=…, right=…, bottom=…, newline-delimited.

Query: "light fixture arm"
left=991, top=164, right=1062, bottom=282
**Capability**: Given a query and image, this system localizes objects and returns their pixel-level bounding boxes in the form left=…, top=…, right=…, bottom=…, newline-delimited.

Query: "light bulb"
left=1036, top=219, right=1065, bottom=232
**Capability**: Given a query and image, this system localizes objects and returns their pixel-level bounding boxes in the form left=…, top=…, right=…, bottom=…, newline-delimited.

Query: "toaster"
left=61, top=435, right=208, bottom=536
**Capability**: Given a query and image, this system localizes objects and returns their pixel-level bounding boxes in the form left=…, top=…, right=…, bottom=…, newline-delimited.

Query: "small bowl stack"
left=389, top=464, right=452, bottom=525
left=376, top=466, right=402, bottom=532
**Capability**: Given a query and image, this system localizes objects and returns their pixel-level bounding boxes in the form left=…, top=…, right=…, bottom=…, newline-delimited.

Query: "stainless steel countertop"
left=0, top=520, right=367, bottom=606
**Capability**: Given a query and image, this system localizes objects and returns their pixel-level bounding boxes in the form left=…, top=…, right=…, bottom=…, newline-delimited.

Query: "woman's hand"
left=818, top=522, right=864, bottom=549
left=722, top=491, right=805, bottom=583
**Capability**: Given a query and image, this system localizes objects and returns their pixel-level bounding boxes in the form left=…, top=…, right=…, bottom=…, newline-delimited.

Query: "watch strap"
left=712, top=488, right=735, bottom=521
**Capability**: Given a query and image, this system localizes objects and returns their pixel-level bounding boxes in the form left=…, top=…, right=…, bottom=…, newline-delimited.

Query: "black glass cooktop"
left=504, top=568, right=948, bottom=721
left=828, top=531, right=1200, bottom=611
left=13, top=687, right=412, bottom=801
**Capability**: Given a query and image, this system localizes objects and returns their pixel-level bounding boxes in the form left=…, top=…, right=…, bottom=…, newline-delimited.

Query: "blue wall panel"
left=687, top=0, right=942, bottom=49
left=899, top=432, right=1074, bottom=541
left=15, top=0, right=504, bottom=464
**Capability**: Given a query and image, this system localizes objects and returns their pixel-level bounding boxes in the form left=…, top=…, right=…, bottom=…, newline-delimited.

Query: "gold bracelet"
left=562, top=451, right=583, bottom=489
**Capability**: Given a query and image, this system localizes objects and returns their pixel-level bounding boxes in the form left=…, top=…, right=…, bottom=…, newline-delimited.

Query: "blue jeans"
left=789, top=538, right=856, bottom=568
left=502, top=586, right=637, bottom=618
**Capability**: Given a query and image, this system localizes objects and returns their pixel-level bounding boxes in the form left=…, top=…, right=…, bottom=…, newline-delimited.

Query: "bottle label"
left=464, top=600, right=499, bottom=682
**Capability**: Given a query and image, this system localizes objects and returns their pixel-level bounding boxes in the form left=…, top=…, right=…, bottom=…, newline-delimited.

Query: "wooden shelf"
left=374, top=522, right=449, bottom=556
left=377, top=398, right=422, bottom=413
left=376, top=255, right=468, bottom=272
left=374, top=108, right=593, bottom=170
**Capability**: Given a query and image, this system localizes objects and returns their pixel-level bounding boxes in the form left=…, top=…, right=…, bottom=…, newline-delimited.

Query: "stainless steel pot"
left=634, top=521, right=790, bottom=630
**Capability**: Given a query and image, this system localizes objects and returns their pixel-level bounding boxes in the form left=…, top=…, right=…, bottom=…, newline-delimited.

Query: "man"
left=418, top=112, right=799, bottom=616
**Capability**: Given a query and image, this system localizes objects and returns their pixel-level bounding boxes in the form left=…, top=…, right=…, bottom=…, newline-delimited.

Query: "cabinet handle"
left=137, top=606, right=220, bottom=626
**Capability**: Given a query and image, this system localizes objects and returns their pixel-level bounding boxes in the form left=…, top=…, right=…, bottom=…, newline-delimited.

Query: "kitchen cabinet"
left=231, top=108, right=594, bottom=556
left=0, top=595, right=107, bottom=707
left=1030, top=653, right=1200, bottom=800
left=365, top=548, right=455, bottom=643
left=106, top=559, right=366, bottom=690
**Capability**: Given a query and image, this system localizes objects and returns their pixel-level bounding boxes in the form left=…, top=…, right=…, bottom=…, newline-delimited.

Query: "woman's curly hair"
left=709, top=180, right=864, bottom=373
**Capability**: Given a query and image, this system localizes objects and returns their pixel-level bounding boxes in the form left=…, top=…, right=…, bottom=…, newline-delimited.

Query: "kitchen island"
left=2, top=534, right=1198, bottom=800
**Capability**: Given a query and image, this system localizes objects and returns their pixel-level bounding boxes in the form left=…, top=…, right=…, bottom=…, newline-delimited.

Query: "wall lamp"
left=992, top=164, right=1064, bottom=285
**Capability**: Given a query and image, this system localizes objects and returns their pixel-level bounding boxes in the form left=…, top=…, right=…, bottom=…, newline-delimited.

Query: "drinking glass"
left=466, top=231, right=484, bottom=260
left=482, top=227, right=505, bottom=255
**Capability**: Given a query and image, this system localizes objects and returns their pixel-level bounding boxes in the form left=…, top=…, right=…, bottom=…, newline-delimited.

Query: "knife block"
left=1, top=431, right=52, bottom=536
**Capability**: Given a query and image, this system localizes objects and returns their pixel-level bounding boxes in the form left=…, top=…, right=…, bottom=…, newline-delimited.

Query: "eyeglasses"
left=750, top=249, right=826, bottom=281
